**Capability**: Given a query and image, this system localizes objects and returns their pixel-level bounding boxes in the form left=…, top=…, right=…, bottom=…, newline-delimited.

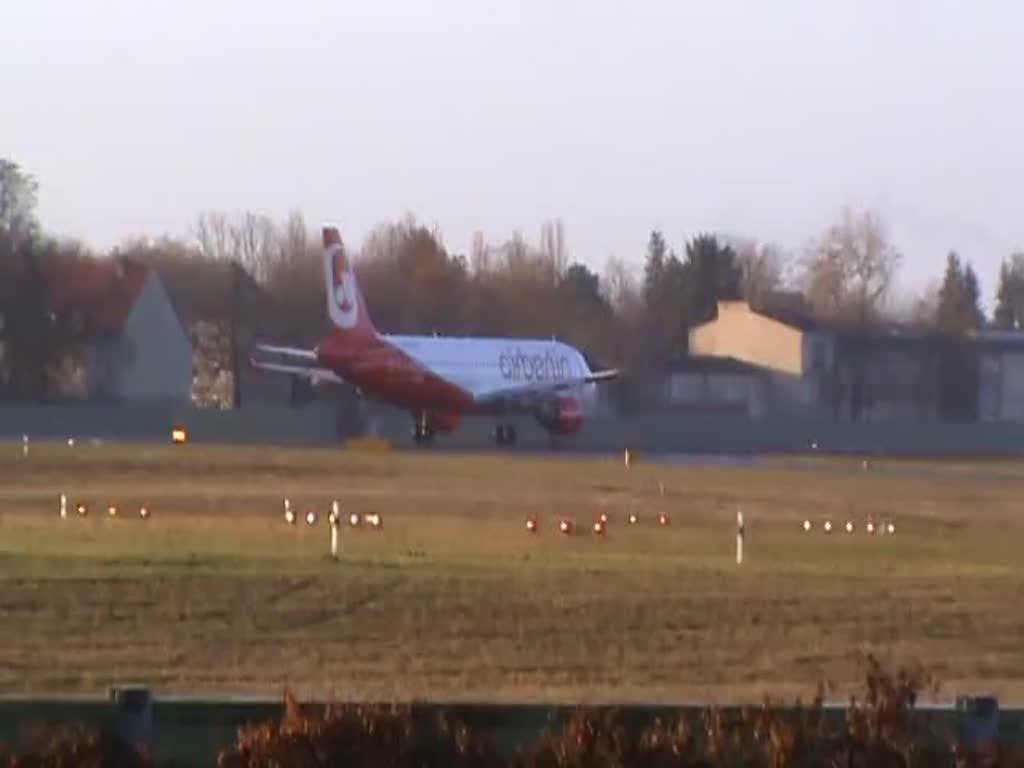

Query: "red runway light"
left=526, top=517, right=538, bottom=533
left=593, top=519, right=605, bottom=535
left=658, top=513, right=670, bottom=526
left=559, top=519, right=572, bottom=535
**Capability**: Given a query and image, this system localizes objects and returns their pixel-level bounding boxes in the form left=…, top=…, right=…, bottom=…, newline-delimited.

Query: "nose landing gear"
left=494, top=424, right=517, bottom=447
left=412, top=412, right=436, bottom=446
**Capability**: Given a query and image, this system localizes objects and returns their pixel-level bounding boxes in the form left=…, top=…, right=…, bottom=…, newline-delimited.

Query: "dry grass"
left=0, top=441, right=1022, bottom=703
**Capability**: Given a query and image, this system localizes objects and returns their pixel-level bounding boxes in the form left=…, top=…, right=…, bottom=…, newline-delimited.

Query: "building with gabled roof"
left=47, top=256, right=192, bottom=403
left=689, top=298, right=1024, bottom=423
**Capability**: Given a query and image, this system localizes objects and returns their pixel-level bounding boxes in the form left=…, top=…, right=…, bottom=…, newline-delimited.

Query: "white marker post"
left=736, top=509, right=745, bottom=565
left=330, top=501, right=340, bottom=560
left=59, top=494, right=67, bottom=519
left=22, top=435, right=28, bottom=458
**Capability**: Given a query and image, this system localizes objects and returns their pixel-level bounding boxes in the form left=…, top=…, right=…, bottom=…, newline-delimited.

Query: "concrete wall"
left=0, top=403, right=339, bottom=445
left=4, top=400, right=1024, bottom=457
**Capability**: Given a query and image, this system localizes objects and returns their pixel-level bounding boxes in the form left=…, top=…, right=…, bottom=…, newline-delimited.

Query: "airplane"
left=249, top=226, right=620, bottom=446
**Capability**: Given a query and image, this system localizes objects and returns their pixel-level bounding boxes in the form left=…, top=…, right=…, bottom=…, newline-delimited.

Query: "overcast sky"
left=2, top=0, right=1021, bottom=302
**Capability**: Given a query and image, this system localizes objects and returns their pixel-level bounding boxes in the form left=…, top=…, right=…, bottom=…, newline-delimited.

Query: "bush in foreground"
left=0, top=724, right=151, bottom=768
left=3, top=659, right=1023, bottom=767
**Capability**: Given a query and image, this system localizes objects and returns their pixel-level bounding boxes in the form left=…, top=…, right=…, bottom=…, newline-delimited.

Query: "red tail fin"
left=322, top=226, right=376, bottom=340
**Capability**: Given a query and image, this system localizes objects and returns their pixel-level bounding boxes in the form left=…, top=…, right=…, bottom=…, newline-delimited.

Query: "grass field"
left=0, top=440, right=1022, bottom=704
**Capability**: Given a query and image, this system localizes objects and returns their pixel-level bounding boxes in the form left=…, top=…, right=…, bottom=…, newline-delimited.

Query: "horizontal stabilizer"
left=248, top=358, right=345, bottom=385
left=249, top=342, right=346, bottom=385
left=252, top=344, right=318, bottom=362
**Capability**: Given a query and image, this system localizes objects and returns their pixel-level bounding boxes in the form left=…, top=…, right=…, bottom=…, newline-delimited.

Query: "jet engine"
left=534, top=395, right=584, bottom=435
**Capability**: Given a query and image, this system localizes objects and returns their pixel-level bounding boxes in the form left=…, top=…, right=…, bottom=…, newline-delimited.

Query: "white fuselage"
left=385, top=335, right=594, bottom=400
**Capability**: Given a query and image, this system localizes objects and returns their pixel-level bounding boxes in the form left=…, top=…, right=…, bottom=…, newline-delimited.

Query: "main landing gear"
left=494, top=424, right=517, bottom=447
left=412, top=412, right=435, bottom=446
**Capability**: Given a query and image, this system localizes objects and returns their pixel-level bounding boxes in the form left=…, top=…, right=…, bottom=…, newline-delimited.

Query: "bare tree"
left=229, top=212, right=277, bottom=282
left=727, top=237, right=793, bottom=304
left=602, top=255, right=640, bottom=315
left=470, top=231, right=490, bottom=276
left=803, top=208, right=902, bottom=326
left=193, top=210, right=278, bottom=282
left=0, top=159, right=38, bottom=247
left=539, top=219, right=568, bottom=284
left=891, top=281, right=940, bottom=329
left=264, top=210, right=324, bottom=344
left=193, top=211, right=232, bottom=262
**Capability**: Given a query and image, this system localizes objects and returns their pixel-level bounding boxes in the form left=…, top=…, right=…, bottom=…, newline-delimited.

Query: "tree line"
left=1, top=157, right=1021, bottom=403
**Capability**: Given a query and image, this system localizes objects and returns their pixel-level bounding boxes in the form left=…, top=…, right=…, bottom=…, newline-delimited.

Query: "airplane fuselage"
left=317, top=333, right=593, bottom=415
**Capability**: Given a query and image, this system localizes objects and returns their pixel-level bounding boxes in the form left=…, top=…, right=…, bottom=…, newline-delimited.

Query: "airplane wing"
left=471, top=368, right=620, bottom=409
left=249, top=344, right=346, bottom=385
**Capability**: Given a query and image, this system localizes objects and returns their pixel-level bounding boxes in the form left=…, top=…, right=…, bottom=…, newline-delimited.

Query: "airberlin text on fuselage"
left=498, top=347, right=571, bottom=383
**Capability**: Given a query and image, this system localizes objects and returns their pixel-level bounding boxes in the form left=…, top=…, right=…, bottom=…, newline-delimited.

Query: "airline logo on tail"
left=327, top=242, right=359, bottom=330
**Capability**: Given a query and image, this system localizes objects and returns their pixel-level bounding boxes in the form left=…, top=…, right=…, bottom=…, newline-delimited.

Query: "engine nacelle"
left=534, top=395, right=584, bottom=435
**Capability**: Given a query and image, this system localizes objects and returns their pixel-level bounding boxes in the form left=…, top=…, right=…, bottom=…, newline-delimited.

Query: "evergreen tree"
left=641, top=229, right=689, bottom=363
left=684, top=234, right=741, bottom=324
left=994, top=261, right=1014, bottom=329
left=934, top=251, right=983, bottom=421
left=962, top=262, right=985, bottom=329
left=936, top=251, right=983, bottom=333
left=642, top=230, right=667, bottom=310
left=993, top=252, right=1024, bottom=330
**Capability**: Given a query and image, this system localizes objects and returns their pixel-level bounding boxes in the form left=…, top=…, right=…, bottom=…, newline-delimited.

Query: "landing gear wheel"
left=494, top=424, right=517, bottom=447
left=412, top=413, right=436, bottom=446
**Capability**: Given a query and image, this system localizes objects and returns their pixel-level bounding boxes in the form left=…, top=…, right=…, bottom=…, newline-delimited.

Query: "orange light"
left=628, top=513, right=638, bottom=525
left=559, top=519, right=572, bottom=535
left=139, top=506, right=150, bottom=519
left=593, top=520, right=605, bottom=535
left=599, top=512, right=608, bottom=524
left=171, top=427, right=188, bottom=445
left=658, top=513, right=669, bottom=526
left=526, top=517, right=538, bottom=533
left=76, top=503, right=88, bottom=517
left=107, top=505, right=118, bottom=517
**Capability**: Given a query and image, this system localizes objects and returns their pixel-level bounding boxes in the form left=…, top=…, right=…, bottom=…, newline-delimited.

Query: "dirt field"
left=0, top=441, right=1022, bottom=703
